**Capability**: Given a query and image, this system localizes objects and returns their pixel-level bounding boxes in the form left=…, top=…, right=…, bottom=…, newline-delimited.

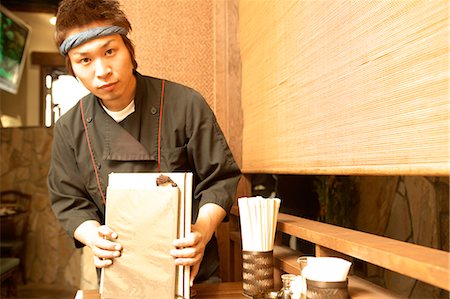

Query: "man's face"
left=67, top=25, right=135, bottom=110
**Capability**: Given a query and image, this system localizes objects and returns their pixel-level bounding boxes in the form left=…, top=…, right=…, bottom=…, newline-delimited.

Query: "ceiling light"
left=49, top=16, right=57, bottom=26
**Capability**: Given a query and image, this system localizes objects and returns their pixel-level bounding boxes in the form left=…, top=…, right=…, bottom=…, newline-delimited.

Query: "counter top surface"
left=75, top=282, right=247, bottom=299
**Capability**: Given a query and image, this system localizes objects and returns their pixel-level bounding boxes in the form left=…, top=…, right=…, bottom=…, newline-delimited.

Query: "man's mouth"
left=99, top=82, right=117, bottom=91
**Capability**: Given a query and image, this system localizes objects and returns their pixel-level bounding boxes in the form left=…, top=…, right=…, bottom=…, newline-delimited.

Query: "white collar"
left=101, top=100, right=135, bottom=122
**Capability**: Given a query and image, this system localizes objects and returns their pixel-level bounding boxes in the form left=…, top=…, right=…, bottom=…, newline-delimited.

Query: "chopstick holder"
left=238, top=197, right=281, bottom=297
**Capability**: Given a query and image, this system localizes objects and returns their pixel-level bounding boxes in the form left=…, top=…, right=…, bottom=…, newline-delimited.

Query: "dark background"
left=2, top=0, right=60, bottom=14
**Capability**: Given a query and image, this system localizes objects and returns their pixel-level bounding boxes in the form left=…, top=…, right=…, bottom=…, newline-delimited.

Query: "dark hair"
left=55, top=0, right=138, bottom=75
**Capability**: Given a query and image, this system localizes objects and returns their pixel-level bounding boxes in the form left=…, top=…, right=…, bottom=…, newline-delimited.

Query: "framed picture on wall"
left=0, top=5, right=31, bottom=94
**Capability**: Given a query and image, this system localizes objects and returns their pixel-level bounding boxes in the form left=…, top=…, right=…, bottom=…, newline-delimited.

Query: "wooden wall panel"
left=120, top=0, right=242, bottom=167
left=214, top=0, right=242, bottom=166
left=121, top=0, right=215, bottom=107
left=240, top=0, right=449, bottom=175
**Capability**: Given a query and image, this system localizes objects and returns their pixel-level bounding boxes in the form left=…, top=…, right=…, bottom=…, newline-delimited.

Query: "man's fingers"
left=98, top=225, right=118, bottom=239
left=190, top=264, right=200, bottom=287
left=170, top=247, right=197, bottom=258
left=94, top=237, right=122, bottom=251
left=171, top=230, right=205, bottom=284
left=173, top=232, right=200, bottom=247
left=171, top=247, right=203, bottom=267
left=94, top=256, right=113, bottom=268
left=91, top=234, right=122, bottom=266
left=173, top=257, right=198, bottom=266
left=92, top=245, right=121, bottom=259
left=172, top=237, right=195, bottom=248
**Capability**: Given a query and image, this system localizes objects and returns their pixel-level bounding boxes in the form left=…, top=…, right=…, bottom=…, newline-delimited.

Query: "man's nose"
left=95, top=58, right=111, bottom=78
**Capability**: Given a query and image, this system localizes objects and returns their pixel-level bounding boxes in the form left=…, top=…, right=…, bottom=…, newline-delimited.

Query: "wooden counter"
left=192, top=282, right=247, bottom=299
left=75, top=278, right=401, bottom=299
left=74, top=282, right=247, bottom=299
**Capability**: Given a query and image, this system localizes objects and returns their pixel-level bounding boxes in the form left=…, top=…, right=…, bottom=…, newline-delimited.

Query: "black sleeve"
left=186, top=91, right=241, bottom=217
left=47, top=119, right=101, bottom=247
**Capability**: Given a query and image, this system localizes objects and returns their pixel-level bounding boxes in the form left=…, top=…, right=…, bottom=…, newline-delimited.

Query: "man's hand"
left=92, top=225, right=122, bottom=267
left=74, top=220, right=123, bottom=268
left=171, top=228, right=206, bottom=285
left=170, top=203, right=226, bottom=285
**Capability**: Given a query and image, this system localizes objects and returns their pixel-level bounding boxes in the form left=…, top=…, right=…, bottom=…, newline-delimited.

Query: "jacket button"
left=86, top=117, right=92, bottom=123
left=151, top=107, right=157, bottom=115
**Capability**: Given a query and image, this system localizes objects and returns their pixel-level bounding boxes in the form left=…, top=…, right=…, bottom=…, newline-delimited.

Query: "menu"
left=100, top=172, right=192, bottom=299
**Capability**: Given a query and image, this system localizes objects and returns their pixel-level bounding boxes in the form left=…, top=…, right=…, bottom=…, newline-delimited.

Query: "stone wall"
left=0, top=127, right=81, bottom=288
left=354, top=176, right=449, bottom=298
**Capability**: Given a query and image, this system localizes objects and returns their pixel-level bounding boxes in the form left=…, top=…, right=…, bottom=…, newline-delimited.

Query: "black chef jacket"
left=48, top=72, right=241, bottom=282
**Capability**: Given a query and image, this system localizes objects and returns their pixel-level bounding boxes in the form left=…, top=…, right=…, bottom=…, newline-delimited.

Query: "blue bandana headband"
left=59, top=25, right=128, bottom=56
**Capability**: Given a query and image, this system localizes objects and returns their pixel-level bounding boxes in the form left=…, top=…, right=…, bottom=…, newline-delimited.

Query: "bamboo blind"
left=240, top=0, right=449, bottom=175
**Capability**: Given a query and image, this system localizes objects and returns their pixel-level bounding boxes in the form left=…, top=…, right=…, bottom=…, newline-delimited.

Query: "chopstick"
left=238, top=197, right=281, bottom=252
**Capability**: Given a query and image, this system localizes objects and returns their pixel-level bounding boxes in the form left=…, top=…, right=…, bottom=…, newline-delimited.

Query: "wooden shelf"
left=276, top=213, right=449, bottom=291
left=230, top=206, right=450, bottom=291
left=230, top=232, right=403, bottom=298
left=273, top=245, right=402, bottom=298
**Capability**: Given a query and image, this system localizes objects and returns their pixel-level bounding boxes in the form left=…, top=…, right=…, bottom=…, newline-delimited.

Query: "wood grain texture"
left=214, top=0, right=243, bottom=167
left=276, top=213, right=450, bottom=290
left=273, top=245, right=403, bottom=298
left=240, top=0, right=449, bottom=175
left=121, top=0, right=215, bottom=107
left=76, top=282, right=247, bottom=299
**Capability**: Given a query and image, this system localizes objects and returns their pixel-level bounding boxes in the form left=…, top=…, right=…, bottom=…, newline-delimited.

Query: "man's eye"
left=80, top=58, right=90, bottom=64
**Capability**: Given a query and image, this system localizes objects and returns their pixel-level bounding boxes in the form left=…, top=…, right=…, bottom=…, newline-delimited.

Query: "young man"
left=47, top=0, right=241, bottom=285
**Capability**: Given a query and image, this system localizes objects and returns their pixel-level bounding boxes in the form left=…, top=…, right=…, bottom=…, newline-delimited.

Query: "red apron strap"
left=80, top=99, right=107, bottom=205
left=157, top=79, right=165, bottom=172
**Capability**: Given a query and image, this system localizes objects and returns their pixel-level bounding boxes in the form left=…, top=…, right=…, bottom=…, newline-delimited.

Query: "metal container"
left=242, top=250, right=274, bottom=297
left=306, top=279, right=348, bottom=299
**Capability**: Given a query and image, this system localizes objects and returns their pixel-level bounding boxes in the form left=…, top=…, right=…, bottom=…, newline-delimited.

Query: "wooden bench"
left=227, top=205, right=449, bottom=298
left=0, top=257, right=20, bottom=298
